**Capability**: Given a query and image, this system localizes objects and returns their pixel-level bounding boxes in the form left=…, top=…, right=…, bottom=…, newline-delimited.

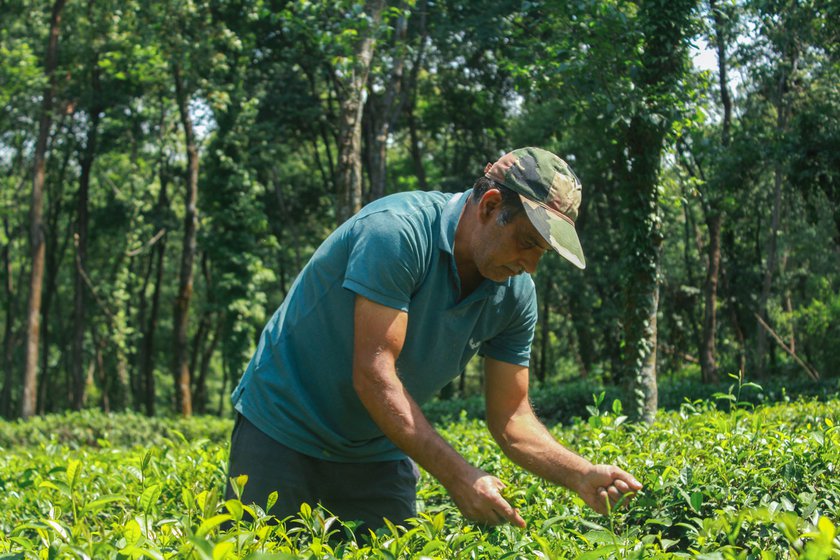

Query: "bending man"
left=226, top=147, right=641, bottom=531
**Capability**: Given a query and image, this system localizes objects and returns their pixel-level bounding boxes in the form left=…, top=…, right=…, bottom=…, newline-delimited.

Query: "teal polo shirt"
left=231, top=189, right=537, bottom=462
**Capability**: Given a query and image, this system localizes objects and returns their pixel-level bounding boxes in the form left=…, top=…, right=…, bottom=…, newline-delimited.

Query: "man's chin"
left=484, top=268, right=517, bottom=282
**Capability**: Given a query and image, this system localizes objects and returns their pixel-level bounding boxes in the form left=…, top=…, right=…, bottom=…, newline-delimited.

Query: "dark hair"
left=471, top=176, right=524, bottom=225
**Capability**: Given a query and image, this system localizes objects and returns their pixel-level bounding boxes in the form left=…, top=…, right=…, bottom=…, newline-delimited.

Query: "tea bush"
left=422, top=375, right=840, bottom=425
left=1, top=396, right=838, bottom=558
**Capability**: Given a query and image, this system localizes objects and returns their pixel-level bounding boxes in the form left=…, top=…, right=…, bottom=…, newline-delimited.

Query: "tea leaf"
left=139, top=484, right=162, bottom=513
left=196, top=514, right=232, bottom=538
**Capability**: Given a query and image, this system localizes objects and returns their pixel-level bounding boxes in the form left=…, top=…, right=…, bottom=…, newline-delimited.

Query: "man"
left=226, top=147, right=642, bottom=532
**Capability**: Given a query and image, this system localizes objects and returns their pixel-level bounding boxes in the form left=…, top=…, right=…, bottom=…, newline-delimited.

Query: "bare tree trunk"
left=335, top=0, right=385, bottom=223
left=38, top=133, right=73, bottom=414
left=407, top=105, right=428, bottom=191
left=756, top=69, right=795, bottom=377
left=72, top=89, right=102, bottom=410
left=700, top=213, right=722, bottom=383
left=22, top=0, right=66, bottom=419
left=2, top=217, right=15, bottom=417
left=92, top=328, right=109, bottom=413
left=638, top=278, right=660, bottom=423
left=194, top=315, right=222, bottom=415
left=137, top=219, right=167, bottom=417
left=406, top=4, right=429, bottom=192
left=368, top=6, right=410, bottom=201
left=142, top=230, right=166, bottom=417
left=172, top=61, right=198, bottom=417
left=698, top=0, right=734, bottom=385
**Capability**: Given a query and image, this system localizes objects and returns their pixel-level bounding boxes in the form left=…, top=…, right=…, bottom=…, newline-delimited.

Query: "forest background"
left=1, top=0, right=838, bottom=422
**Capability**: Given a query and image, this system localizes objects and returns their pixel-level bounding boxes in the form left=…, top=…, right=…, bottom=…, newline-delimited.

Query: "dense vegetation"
left=1, top=389, right=838, bottom=558
left=2, top=0, right=838, bottom=420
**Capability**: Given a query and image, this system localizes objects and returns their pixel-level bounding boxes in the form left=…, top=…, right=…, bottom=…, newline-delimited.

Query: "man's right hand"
left=444, top=465, right=526, bottom=528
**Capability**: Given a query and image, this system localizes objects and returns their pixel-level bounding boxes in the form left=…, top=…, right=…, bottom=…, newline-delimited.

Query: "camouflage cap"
left=484, top=147, right=586, bottom=269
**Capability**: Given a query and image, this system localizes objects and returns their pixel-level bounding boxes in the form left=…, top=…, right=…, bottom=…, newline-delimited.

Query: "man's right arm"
left=352, top=294, right=525, bottom=527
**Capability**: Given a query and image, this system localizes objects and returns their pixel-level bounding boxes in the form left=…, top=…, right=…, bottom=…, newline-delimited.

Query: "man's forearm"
left=492, top=411, right=593, bottom=490
left=353, top=365, right=471, bottom=486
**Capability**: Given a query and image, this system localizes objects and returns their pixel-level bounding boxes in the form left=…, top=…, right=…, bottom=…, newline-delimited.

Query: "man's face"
left=473, top=210, right=551, bottom=282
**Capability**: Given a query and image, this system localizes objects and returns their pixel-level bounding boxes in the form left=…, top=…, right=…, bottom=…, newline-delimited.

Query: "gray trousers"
left=225, top=413, right=419, bottom=533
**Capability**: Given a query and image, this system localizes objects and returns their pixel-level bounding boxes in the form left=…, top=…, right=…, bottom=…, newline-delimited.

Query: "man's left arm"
left=484, top=357, right=642, bottom=515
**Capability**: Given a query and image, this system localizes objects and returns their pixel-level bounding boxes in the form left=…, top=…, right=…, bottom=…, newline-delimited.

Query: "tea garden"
left=0, top=386, right=838, bottom=559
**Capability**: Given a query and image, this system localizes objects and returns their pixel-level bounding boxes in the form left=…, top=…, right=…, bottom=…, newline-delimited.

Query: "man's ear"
left=478, top=188, right=502, bottom=220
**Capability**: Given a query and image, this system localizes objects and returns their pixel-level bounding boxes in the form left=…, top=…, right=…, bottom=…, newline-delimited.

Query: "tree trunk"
left=756, top=59, right=795, bottom=377
left=133, top=248, right=153, bottom=409
left=72, top=91, right=102, bottom=410
left=172, top=62, right=198, bottom=416
left=407, top=104, right=428, bottom=191
left=621, top=116, right=663, bottom=424
left=697, top=0, right=733, bottom=384
left=620, top=0, right=694, bottom=422
left=22, top=0, right=66, bottom=419
left=38, top=133, right=73, bottom=414
left=1, top=217, right=15, bottom=417
left=92, top=328, right=109, bottom=413
left=335, top=0, right=385, bottom=223
left=368, top=7, right=409, bottom=202
left=139, top=220, right=166, bottom=417
left=194, top=314, right=222, bottom=414
left=700, top=213, right=721, bottom=383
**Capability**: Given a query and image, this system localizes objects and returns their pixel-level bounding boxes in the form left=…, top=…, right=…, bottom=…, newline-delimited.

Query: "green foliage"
left=422, top=374, right=840, bottom=426
left=1, top=400, right=839, bottom=558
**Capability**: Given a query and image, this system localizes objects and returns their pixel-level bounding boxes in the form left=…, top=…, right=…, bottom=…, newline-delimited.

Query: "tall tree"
left=22, top=0, right=66, bottom=419
left=695, top=0, right=735, bottom=384
left=71, top=1, right=104, bottom=410
left=171, top=60, right=198, bottom=417
left=752, top=0, right=804, bottom=377
left=364, top=2, right=411, bottom=202
left=335, top=0, right=386, bottom=223
left=619, top=0, right=697, bottom=422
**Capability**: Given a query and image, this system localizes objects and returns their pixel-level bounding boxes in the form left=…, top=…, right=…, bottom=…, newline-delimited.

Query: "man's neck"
left=453, top=196, right=482, bottom=299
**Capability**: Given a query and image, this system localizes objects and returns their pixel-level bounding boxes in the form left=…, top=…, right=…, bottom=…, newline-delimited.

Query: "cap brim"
left=520, top=196, right=586, bottom=269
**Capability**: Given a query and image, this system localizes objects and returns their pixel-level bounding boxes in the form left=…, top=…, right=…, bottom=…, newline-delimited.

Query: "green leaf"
left=212, top=541, right=234, bottom=560
left=224, top=499, right=243, bottom=522
left=42, top=519, right=69, bottom=542
left=578, top=545, right=618, bottom=560
left=124, top=519, right=143, bottom=544
left=82, top=495, right=126, bottom=514
left=66, top=460, right=82, bottom=491
left=266, top=490, right=277, bottom=513
left=196, top=514, right=232, bottom=538
left=182, top=488, right=194, bottom=510
left=139, top=484, right=162, bottom=513
left=690, top=491, right=703, bottom=511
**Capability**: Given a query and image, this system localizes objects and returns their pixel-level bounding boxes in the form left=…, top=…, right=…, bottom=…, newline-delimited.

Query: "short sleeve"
left=480, top=281, right=538, bottom=366
left=343, top=211, right=428, bottom=312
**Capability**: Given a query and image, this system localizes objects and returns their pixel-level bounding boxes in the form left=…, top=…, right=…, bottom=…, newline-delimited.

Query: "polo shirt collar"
left=438, top=190, right=468, bottom=255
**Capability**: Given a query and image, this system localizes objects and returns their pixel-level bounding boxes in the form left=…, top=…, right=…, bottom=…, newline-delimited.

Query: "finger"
left=595, top=486, right=609, bottom=514
left=490, top=490, right=526, bottom=528
left=613, top=479, right=631, bottom=494
left=606, top=484, right=621, bottom=502
left=614, top=469, right=643, bottom=491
